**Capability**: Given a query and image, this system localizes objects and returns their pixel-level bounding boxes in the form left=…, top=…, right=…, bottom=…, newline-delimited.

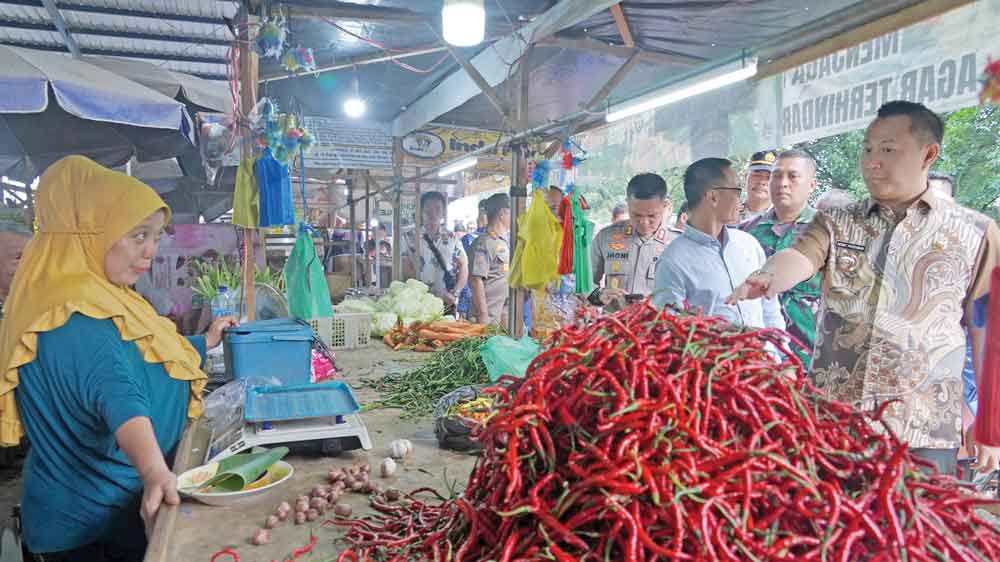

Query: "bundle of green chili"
left=362, top=336, right=489, bottom=418
left=335, top=303, right=1000, bottom=561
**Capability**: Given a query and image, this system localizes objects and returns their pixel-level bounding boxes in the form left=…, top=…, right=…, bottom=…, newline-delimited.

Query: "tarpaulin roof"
left=262, top=0, right=938, bottom=139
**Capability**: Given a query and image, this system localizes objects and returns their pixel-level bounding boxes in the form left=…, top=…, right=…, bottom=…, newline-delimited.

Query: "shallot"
left=384, top=488, right=401, bottom=502
left=306, top=508, right=319, bottom=522
left=294, top=511, right=306, bottom=525
left=250, top=528, right=270, bottom=545
left=311, top=485, right=327, bottom=498
left=334, top=502, right=352, bottom=517
left=264, top=515, right=280, bottom=529
left=310, top=497, right=328, bottom=511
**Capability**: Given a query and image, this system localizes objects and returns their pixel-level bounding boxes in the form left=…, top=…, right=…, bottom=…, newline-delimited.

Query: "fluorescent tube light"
left=438, top=157, right=478, bottom=177
left=606, top=57, right=758, bottom=123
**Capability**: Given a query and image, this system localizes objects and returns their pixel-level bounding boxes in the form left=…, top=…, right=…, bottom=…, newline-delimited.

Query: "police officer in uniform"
left=468, top=193, right=512, bottom=325
left=589, top=173, right=675, bottom=309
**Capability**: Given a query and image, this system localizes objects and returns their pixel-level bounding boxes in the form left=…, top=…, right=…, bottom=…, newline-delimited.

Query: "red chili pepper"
left=210, top=549, right=239, bottom=562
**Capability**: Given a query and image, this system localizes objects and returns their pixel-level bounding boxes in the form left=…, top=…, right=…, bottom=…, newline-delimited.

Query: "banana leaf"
left=197, top=446, right=289, bottom=492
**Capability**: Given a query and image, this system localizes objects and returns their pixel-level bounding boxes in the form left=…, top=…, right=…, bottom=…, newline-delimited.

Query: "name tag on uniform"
left=606, top=252, right=630, bottom=260
left=835, top=240, right=866, bottom=252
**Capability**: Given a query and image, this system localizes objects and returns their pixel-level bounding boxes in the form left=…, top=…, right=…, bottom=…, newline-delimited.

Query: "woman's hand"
left=141, top=467, right=180, bottom=536
left=206, top=316, right=239, bottom=349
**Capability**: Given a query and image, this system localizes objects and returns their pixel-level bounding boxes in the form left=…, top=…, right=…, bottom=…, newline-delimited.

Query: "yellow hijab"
left=0, top=156, right=206, bottom=446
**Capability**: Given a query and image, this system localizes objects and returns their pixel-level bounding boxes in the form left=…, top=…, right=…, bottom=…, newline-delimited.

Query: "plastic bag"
left=480, top=336, right=541, bottom=382
left=284, top=227, right=333, bottom=320
left=572, top=192, right=594, bottom=294
left=231, top=157, right=259, bottom=227
left=256, top=148, right=295, bottom=227
left=509, top=190, right=562, bottom=291
left=433, top=384, right=490, bottom=451
left=203, top=377, right=278, bottom=433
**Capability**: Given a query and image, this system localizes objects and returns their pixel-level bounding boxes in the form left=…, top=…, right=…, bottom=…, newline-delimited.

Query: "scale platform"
left=206, top=408, right=373, bottom=463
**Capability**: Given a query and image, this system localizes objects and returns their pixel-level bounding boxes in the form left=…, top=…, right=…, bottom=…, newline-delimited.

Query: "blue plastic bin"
left=223, top=318, right=313, bottom=385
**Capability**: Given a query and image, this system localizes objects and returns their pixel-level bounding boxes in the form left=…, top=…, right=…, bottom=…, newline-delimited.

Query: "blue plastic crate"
left=244, top=382, right=361, bottom=422
left=223, top=318, right=313, bottom=385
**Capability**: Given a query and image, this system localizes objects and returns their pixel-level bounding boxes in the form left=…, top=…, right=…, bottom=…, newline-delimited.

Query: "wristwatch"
left=587, top=288, right=604, bottom=307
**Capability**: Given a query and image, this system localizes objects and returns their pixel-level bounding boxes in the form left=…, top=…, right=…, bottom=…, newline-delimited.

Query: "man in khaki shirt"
left=468, top=193, right=511, bottom=325
left=729, top=100, right=1000, bottom=476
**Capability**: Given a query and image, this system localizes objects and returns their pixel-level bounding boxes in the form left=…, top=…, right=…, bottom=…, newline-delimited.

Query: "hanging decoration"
left=281, top=46, right=316, bottom=74
left=254, top=14, right=287, bottom=59
left=982, top=57, right=1000, bottom=105
left=252, top=98, right=315, bottom=164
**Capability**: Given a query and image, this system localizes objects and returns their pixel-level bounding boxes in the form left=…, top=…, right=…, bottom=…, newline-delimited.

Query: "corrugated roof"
left=0, top=0, right=237, bottom=80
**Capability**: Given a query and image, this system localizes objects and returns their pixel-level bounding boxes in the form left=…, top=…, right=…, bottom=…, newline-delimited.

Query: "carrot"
left=417, top=330, right=466, bottom=342
left=383, top=333, right=394, bottom=347
left=414, top=344, right=436, bottom=353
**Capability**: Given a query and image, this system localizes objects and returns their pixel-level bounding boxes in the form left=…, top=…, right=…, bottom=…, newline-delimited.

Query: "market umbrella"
left=82, top=56, right=230, bottom=115
left=0, top=45, right=195, bottom=182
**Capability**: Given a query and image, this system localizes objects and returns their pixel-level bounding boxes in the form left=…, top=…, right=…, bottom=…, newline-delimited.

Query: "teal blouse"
left=15, top=313, right=205, bottom=553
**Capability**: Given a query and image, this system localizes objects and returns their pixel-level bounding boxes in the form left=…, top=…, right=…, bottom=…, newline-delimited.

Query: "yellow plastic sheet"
left=231, top=157, right=259, bottom=228
left=509, top=190, right=562, bottom=291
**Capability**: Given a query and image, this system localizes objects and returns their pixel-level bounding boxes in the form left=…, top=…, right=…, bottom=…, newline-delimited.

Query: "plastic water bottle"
left=212, top=286, right=232, bottom=319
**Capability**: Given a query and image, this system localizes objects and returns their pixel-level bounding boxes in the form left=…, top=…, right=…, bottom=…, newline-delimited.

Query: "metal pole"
left=414, top=167, right=422, bottom=276
left=508, top=144, right=525, bottom=336
left=349, top=176, right=357, bottom=288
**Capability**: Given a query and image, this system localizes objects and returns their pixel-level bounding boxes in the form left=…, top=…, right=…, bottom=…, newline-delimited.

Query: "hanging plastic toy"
left=255, top=15, right=287, bottom=59
left=982, top=57, right=1000, bottom=105
left=530, top=159, right=550, bottom=189
left=281, top=46, right=316, bottom=73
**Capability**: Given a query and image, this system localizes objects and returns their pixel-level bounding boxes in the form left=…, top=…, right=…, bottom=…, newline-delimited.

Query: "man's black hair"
left=678, top=201, right=689, bottom=215
left=485, top=193, right=510, bottom=223
left=420, top=190, right=447, bottom=209
left=683, top=158, right=732, bottom=209
left=875, top=101, right=944, bottom=145
left=626, top=173, right=668, bottom=201
left=776, top=148, right=817, bottom=174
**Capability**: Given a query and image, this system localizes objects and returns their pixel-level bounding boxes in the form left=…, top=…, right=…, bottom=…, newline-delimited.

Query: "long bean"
left=362, top=337, right=490, bottom=418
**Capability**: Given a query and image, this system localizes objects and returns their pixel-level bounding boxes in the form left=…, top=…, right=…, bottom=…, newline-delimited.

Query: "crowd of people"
left=401, top=100, right=999, bottom=481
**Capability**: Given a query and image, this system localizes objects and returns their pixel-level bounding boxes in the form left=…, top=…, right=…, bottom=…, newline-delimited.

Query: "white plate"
left=178, top=460, right=294, bottom=507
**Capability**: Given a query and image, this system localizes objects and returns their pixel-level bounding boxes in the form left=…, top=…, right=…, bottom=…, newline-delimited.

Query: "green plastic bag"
left=572, top=192, right=594, bottom=294
left=283, top=228, right=333, bottom=320
left=480, top=336, right=541, bottom=382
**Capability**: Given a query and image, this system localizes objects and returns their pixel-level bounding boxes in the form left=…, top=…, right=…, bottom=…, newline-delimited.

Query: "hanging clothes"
left=572, top=192, right=594, bottom=295
left=232, top=157, right=259, bottom=228
left=257, top=147, right=295, bottom=227
left=509, top=190, right=562, bottom=291
left=557, top=194, right=574, bottom=275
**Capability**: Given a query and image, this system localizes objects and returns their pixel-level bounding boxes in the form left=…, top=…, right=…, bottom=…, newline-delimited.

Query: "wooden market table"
left=145, top=345, right=480, bottom=562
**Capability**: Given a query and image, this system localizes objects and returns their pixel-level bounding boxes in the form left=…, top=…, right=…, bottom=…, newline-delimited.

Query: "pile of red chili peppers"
left=334, top=303, right=1000, bottom=561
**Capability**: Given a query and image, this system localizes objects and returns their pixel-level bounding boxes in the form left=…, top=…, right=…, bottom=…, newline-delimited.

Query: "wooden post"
left=348, top=174, right=357, bottom=288
left=364, top=173, right=371, bottom=285
left=392, top=137, right=403, bottom=281
left=508, top=48, right=530, bottom=338
left=414, top=167, right=422, bottom=275
left=238, top=8, right=259, bottom=322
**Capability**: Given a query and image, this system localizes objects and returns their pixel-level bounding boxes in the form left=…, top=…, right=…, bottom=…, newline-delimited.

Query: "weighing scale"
left=203, top=286, right=374, bottom=463
left=205, top=406, right=373, bottom=463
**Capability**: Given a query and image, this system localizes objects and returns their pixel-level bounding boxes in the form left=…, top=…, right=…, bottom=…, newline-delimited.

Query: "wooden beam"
left=609, top=4, right=634, bottom=48
left=543, top=48, right=641, bottom=157
left=238, top=10, right=258, bottom=322
left=260, top=43, right=447, bottom=83
left=283, top=2, right=423, bottom=23
left=758, top=0, right=973, bottom=79
left=539, top=36, right=702, bottom=66
left=393, top=0, right=622, bottom=136
left=442, top=42, right=510, bottom=119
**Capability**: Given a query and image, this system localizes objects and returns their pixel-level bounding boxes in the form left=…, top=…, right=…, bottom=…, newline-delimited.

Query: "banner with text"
left=302, top=117, right=393, bottom=170
left=781, top=0, right=999, bottom=144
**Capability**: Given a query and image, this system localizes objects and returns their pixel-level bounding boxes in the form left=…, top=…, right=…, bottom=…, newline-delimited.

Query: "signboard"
left=302, top=117, right=393, bottom=170
left=401, top=127, right=545, bottom=175
left=780, top=0, right=999, bottom=144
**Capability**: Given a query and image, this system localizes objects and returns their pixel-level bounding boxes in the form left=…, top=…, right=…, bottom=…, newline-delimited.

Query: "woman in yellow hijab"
left=0, top=156, right=236, bottom=561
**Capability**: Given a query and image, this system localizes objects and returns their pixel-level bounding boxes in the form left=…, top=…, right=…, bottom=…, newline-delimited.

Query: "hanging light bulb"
left=343, top=73, right=366, bottom=118
left=442, top=0, right=485, bottom=47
